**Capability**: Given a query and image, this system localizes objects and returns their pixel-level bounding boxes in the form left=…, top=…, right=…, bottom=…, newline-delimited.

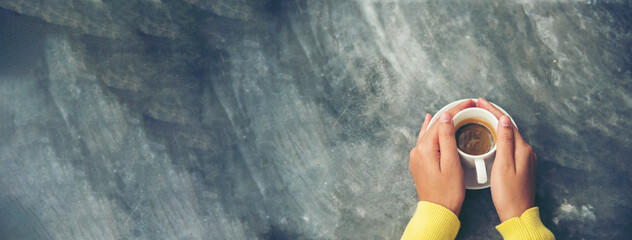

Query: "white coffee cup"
left=452, top=108, right=498, bottom=184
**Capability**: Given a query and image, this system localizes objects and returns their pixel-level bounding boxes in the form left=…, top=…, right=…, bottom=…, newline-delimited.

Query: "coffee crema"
left=455, top=118, right=496, bottom=155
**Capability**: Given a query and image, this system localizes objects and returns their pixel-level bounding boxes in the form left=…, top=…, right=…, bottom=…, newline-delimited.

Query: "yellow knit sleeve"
left=495, top=207, right=555, bottom=240
left=401, top=201, right=460, bottom=240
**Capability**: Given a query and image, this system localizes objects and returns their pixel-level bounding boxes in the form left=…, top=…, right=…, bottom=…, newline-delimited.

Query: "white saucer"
left=426, top=99, right=517, bottom=190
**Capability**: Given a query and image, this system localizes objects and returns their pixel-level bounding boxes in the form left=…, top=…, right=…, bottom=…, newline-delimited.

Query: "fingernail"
left=500, top=115, right=512, bottom=127
left=440, top=112, right=451, bottom=123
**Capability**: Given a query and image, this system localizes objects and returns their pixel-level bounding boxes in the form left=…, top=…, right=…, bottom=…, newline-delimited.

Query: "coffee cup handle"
left=474, top=158, right=487, bottom=184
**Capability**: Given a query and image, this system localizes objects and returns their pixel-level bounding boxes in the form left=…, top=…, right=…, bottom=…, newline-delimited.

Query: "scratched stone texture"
left=0, top=0, right=630, bottom=239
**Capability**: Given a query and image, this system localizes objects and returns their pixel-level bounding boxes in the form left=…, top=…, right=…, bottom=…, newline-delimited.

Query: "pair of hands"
left=409, top=98, right=536, bottom=222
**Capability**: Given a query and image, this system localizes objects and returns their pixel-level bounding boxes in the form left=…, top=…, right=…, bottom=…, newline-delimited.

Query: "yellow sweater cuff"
left=401, top=201, right=460, bottom=240
left=496, top=207, right=555, bottom=240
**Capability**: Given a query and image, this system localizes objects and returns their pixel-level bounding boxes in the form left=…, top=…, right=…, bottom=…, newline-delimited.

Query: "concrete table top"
left=0, top=1, right=630, bottom=239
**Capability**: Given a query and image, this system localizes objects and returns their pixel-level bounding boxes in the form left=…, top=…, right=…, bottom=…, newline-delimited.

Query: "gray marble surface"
left=0, top=0, right=630, bottom=239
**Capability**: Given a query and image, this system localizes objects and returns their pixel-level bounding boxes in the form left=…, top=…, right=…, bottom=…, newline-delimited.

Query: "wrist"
left=421, top=199, right=462, bottom=216
left=497, top=204, right=533, bottom=222
left=448, top=202, right=462, bottom=216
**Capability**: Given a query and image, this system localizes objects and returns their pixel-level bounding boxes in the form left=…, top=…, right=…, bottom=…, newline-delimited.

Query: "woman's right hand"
left=477, top=98, right=537, bottom=222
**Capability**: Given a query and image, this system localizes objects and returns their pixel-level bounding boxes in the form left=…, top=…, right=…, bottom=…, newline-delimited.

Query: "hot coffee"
left=455, top=118, right=496, bottom=155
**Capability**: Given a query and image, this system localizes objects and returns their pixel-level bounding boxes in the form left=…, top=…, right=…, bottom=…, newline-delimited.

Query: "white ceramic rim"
left=453, top=107, right=499, bottom=158
left=426, top=98, right=517, bottom=131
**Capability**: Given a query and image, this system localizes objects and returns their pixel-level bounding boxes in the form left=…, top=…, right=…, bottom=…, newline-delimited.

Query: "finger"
left=421, top=114, right=442, bottom=157
left=446, top=99, right=476, bottom=117
left=477, top=98, right=504, bottom=119
left=437, top=112, right=461, bottom=172
left=424, top=100, right=476, bottom=144
left=532, top=151, right=538, bottom=165
left=494, top=115, right=516, bottom=172
left=478, top=98, right=527, bottom=143
left=417, top=114, right=432, bottom=145
left=516, top=143, right=533, bottom=173
left=531, top=150, right=538, bottom=171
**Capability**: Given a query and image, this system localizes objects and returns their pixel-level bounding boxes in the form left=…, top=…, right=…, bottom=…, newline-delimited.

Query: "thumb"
left=438, top=112, right=460, bottom=171
left=495, top=115, right=515, bottom=172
